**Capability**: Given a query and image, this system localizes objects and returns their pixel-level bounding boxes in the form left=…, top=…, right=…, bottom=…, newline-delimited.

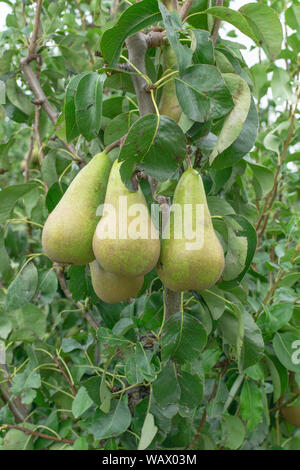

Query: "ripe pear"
left=157, top=168, right=225, bottom=292
left=42, top=152, right=112, bottom=265
left=93, top=160, right=160, bottom=277
left=159, top=46, right=181, bottom=123
left=90, top=260, right=144, bottom=303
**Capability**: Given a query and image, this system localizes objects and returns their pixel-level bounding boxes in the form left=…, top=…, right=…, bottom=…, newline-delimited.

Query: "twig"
left=24, top=133, right=34, bottom=182
left=52, top=356, right=76, bottom=396
left=0, top=365, right=29, bottom=423
left=54, top=265, right=100, bottom=331
left=211, top=0, right=223, bottom=45
left=105, top=136, right=126, bottom=154
left=28, top=0, right=43, bottom=56
left=179, top=0, right=194, bottom=21
left=1, top=424, right=75, bottom=445
left=20, top=0, right=77, bottom=161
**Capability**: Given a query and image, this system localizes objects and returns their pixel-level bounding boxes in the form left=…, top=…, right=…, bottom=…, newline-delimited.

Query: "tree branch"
left=20, top=0, right=77, bottom=161
left=126, top=33, right=155, bottom=116
left=54, top=264, right=100, bottom=331
left=179, top=0, right=194, bottom=21
left=1, top=424, right=75, bottom=445
left=211, top=0, right=223, bottom=45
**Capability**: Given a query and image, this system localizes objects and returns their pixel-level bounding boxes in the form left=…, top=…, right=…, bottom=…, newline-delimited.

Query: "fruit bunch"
left=42, top=152, right=225, bottom=305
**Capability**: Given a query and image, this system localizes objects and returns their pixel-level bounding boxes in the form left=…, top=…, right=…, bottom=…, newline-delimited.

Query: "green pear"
left=157, top=168, right=224, bottom=292
left=159, top=46, right=181, bottom=123
left=93, top=160, right=160, bottom=277
left=42, top=152, right=112, bottom=265
left=90, top=260, right=144, bottom=303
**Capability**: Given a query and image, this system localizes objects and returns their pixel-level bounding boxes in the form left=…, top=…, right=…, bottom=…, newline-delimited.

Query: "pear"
left=90, top=260, right=144, bottom=303
left=281, top=403, right=300, bottom=427
left=159, top=46, right=181, bottom=123
left=157, top=168, right=224, bottom=292
left=42, top=152, right=112, bottom=265
left=93, top=160, right=160, bottom=277
left=281, top=377, right=300, bottom=427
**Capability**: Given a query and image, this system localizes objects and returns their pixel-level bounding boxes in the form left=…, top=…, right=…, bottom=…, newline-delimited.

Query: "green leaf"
left=175, top=65, right=233, bottom=122
left=138, top=413, right=158, bottom=450
left=285, top=4, right=300, bottom=30
left=201, top=286, right=225, bottom=321
left=73, top=437, right=89, bottom=450
left=119, top=115, right=186, bottom=188
left=100, top=374, right=112, bottom=413
left=5, top=264, right=38, bottom=311
left=210, top=74, right=251, bottom=164
left=271, top=68, right=295, bottom=105
left=75, top=73, right=105, bottom=141
left=222, top=415, right=245, bottom=449
left=178, top=371, right=203, bottom=410
left=6, top=76, right=34, bottom=117
left=211, top=98, right=258, bottom=169
left=140, top=291, right=164, bottom=330
left=162, top=311, right=207, bottom=363
left=222, top=217, right=248, bottom=282
left=91, top=397, right=131, bottom=439
left=45, top=182, right=68, bottom=213
left=241, top=312, right=264, bottom=369
left=159, top=2, right=192, bottom=73
left=72, top=386, right=93, bottom=418
left=11, top=363, right=41, bottom=396
left=218, top=305, right=244, bottom=367
left=264, top=355, right=282, bottom=402
left=8, top=304, right=47, bottom=341
left=240, top=380, right=263, bottom=430
left=239, top=3, right=283, bottom=61
left=0, top=232, right=12, bottom=283
left=220, top=214, right=257, bottom=286
left=67, top=266, right=88, bottom=302
left=153, top=361, right=180, bottom=409
left=64, top=72, right=89, bottom=143
left=0, top=183, right=38, bottom=223
left=273, top=332, right=300, bottom=373
left=100, top=0, right=161, bottom=65
left=192, top=29, right=214, bottom=65
left=246, top=158, right=274, bottom=197
left=0, top=315, right=12, bottom=339
left=104, top=112, right=138, bottom=146
left=204, top=6, right=257, bottom=41
left=37, top=270, right=58, bottom=304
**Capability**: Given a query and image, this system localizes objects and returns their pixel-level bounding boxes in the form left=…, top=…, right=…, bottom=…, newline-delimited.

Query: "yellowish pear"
left=90, top=260, right=144, bottom=303
left=42, top=152, right=111, bottom=265
left=93, top=160, right=160, bottom=277
left=157, top=168, right=225, bottom=292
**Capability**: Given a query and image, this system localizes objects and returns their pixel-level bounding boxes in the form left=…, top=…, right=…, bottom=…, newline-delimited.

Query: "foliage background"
left=0, top=0, right=299, bottom=450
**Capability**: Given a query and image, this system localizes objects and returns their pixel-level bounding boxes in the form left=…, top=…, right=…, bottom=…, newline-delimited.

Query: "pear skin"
left=92, top=160, right=160, bottom=277
left=157, top=168, right=225, bottom=292
left=42, top=152, right=112, bottom=265
left=281, top=404, right=300, bottom=427
left=90, top=260, right=144, bottom=303
left=159, top=46, right=181, bottom=123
